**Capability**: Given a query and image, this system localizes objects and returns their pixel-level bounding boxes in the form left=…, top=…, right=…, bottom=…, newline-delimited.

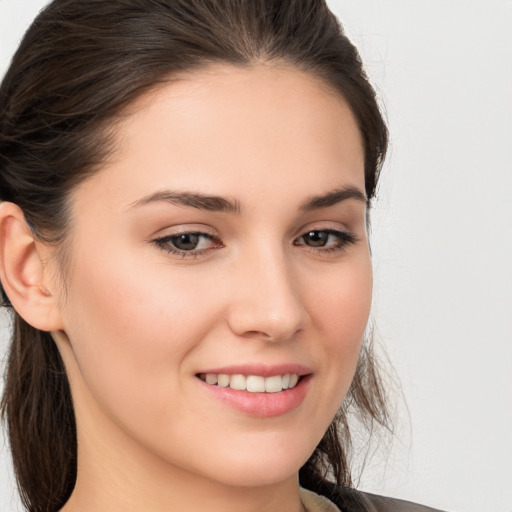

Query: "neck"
left=63, top=461, right=303, bottom=512
left=61, top=411, right=304, bottom=512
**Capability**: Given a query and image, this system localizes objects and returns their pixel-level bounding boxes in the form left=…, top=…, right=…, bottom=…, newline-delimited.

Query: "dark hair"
left=0, top=1, right=389, bottom=511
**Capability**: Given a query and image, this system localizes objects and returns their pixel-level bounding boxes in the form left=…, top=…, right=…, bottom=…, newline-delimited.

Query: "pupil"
left=173, top=233, right=199, bottom=250
left=306, top=231, right=327, bottom=247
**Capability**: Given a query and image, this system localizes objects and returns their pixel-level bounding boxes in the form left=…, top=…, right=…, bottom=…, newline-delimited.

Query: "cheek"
left=311, top=255, right=372, bottom=336
left=308, top=257, right=372, bottom=391
left=58, top=251, right=218, bottom=421
left=64, top=243, right=214, bottom=347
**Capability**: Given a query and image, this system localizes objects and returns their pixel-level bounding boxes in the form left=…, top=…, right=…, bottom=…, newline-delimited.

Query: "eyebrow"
left=300, top=186, right=367, bottom=211
left=130, top=191, right=241, bottom=214
left=130, top=185, right=366, bottom=213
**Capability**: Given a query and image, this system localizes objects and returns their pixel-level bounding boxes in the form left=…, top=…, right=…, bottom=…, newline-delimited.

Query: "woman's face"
left=51, top=64, right=371, bottom=489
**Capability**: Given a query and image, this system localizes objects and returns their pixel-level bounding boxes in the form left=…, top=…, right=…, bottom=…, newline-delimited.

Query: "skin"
left=1, top=64, right=371, bottom=512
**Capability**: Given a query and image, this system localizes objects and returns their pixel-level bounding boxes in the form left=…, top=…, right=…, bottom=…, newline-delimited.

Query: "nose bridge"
left=227, top=239, right=307, bottom=341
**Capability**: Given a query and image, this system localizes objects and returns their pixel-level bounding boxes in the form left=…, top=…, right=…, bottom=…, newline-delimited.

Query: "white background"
left=1, top=1, right=511, bottom=511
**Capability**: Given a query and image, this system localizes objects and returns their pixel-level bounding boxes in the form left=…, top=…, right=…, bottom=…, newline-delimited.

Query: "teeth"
left=246, top=375, right=265, bottom=392
left=200, top=373, right=301, bottom=392
left=217, top=374, right=230, bottom=387
left=205, top=373, right=218, bottom=385
left=264, top=375, right=282, bottom=393
left=229, top=374, right=246, bottom=391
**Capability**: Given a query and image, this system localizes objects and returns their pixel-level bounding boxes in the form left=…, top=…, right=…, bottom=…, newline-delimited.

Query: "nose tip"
left=228, top=302, right=304, bottom=342
left=226, top=260, right=308, bottom=342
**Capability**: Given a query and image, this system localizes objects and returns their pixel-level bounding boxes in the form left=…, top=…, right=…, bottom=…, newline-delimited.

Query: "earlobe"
left=0, top=202, right=64, bottom=332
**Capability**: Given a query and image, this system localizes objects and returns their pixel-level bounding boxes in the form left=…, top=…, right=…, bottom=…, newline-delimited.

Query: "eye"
left=295, top=229, right=356, bottom=251
left=153, top=231, right=221, bottom=257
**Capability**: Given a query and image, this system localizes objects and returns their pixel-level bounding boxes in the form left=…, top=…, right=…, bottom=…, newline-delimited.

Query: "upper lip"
left=196, top=363, right=312, bottom=377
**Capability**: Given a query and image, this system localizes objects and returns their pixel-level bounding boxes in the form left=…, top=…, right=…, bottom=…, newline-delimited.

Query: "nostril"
left=226, top=305, right=306, bottom=342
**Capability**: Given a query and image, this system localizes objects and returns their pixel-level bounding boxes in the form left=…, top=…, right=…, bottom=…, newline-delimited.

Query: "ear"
left=0, top=202, right=64, bottom=331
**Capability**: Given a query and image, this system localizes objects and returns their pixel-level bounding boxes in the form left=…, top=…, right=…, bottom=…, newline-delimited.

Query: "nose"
left=226, top=246, right=309, bottom=342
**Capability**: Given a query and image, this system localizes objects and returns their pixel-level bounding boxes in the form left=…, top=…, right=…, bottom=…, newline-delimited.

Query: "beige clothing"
left=300, top=481, right=447, bottom=512
left=300, top=487, right=341, bottom=512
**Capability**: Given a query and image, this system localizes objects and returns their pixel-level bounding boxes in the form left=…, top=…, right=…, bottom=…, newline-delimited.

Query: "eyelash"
left=153, top=232, right=222, bottom=259
left=294, top=229, right=357, bottom=253
left=153, top=228, right=357, bottom=259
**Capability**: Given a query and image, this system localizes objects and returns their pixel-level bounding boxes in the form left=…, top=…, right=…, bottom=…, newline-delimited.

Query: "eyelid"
left=152, top=227, right=222, bottom=258
left=150, top=222, right=218, bottom=239
left=294, top=227, right=358, bottom=252
left=295, top=227, right=355, bottom=241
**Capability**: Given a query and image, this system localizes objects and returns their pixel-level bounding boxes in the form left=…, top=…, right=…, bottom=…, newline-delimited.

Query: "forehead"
left=74, top=63, right=365, bottom=212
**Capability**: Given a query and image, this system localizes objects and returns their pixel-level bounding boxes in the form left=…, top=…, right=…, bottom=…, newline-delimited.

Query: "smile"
left=197, top=373, right=300, bottom=393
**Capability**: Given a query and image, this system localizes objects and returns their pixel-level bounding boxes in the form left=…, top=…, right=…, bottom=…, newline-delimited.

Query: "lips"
left=195, top=365, right=312, bottom=417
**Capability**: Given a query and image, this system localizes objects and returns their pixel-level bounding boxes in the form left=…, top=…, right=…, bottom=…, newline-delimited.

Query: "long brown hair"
left=0, top=1, right=389, bottom=511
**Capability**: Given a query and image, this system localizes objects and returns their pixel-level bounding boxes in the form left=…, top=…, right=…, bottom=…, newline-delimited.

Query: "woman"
left=0, top=1, right=444, bottom=511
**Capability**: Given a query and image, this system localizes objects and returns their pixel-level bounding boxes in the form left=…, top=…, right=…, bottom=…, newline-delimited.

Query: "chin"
left=205, top=461, right=302, bottom=488
left=193, top=438, right=313, bottom=488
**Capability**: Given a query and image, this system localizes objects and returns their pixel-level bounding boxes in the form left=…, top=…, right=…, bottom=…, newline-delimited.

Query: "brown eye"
left=302, top=231, right=329, bottom=247
left=295, top=229, right=357, bottom=252
left=170, top=233, right=201, bottom=251
left=154, top=231, right=221, bottom=256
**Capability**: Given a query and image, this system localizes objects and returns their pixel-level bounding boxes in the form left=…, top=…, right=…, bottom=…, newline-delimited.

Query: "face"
left=50, top=64, right=371, bottom=490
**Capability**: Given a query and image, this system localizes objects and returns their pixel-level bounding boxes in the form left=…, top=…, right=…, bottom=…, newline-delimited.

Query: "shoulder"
left=339, top=489, right=446, bottom=512
left=310, top=480, right=448, bottom=512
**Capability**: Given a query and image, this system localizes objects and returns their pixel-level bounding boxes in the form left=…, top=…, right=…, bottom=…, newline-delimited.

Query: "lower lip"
left=197, top=375, right=311, bottom=418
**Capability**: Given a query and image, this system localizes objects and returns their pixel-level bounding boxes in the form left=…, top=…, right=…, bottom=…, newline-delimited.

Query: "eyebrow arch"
left=130, top=190, right=241, bottom=214
left=299, top=186, right=367, bottom=211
